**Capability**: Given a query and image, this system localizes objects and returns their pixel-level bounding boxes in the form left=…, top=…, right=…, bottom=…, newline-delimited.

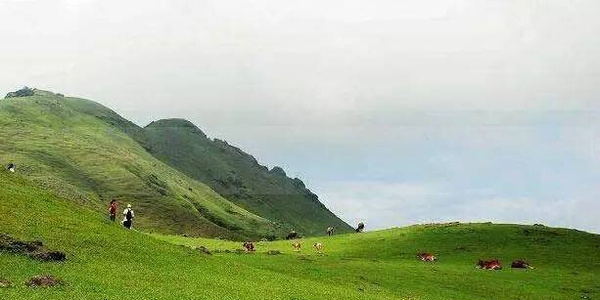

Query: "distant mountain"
left=0, top=88, right=351, bottom=238
left=139, top=119, right=353, bottom=235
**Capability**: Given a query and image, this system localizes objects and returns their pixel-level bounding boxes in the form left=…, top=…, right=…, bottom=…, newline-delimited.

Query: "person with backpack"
left=122, top=204, right=135, bottom=229
left=326, top=227, right=335, bottom=236
left=108, top=199, right=118, bottom=222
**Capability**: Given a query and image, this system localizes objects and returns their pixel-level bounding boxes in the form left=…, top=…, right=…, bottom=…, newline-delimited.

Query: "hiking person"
left=108, top=199, right=118, bottom=222
left=122, top=204, right=135, bottom=229
left=355, top=222, right=365, bottom=233
left=7, top=163, right=15, bottom=173
left=326, top=227, right=335, bottom=236
left=286, top=230, right=298, bottom=240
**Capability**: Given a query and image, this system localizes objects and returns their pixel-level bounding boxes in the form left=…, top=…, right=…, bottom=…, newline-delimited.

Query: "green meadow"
left=1, top=171, right=599, bottom=299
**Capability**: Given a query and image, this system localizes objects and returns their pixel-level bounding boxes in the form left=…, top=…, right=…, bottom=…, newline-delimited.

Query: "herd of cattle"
left=241, top=223, right=535, bottom=271
left=417, top=252, right=534, bottom=270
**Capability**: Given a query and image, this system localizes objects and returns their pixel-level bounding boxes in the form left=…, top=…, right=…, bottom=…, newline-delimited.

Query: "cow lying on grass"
left=477, top=259, right=502, bottom=270
left=511, top=260, right=534, bottom=269
left=242, top=241, right=255, bottom=252
left=417, top=252, right=437, bottom=262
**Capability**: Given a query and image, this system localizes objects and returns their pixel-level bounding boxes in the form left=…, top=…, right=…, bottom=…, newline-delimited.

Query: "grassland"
left=1, top=171, right=598, bottom=300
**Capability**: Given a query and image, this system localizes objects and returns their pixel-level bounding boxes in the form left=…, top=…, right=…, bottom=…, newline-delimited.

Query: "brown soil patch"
left=0, top=234, right=66, bottom=262
left=25, top=275, right=64, bottom=288
left=0, top=278, right=12, bottom=288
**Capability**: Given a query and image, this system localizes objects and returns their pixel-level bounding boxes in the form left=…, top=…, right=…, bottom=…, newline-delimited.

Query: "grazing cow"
left=477, top=259, right=502, bottom=270
left=243, top=241, right=255, bottom=252
left=313, top=242, right=324, bottom=252
left=417, top=252, right=437, bottom=262
left=292, top=242, right=301, bottom=251
left=7, top=163, right=15, bottom=173
left=326, top=227, right=334, bottom=236
left=355, top=222, right=365, bottom=233
left=511, top=260, right=534, bottom=269
left=286, top=230, right=298, bottom=240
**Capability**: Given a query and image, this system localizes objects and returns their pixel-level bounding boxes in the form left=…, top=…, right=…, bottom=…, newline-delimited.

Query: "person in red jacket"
left=108, top=199, right=118, bottom=222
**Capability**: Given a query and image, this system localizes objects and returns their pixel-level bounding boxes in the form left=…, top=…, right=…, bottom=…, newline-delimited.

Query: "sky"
left=1, top=0, right=600, bottom=233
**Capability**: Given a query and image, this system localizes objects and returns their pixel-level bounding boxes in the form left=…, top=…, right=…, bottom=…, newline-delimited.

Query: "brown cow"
left=313, top=242, right=324, bottom=252
left=243, top=241, right=255, bottom=252
left=477, top=259, right=502, bottom=270
left=511, top=260, right=534, bottom=269
left=417, top=252, right=437, bottom=262
left=292, top=242, right=301, bottom=251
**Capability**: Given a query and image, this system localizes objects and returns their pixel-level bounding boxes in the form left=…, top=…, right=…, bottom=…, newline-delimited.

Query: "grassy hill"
left=0, top=90, right=276, bottom=239
left=1, top=171, right=599, bottom=299
left=140, top=118, right=353, bottom=236
left=0, top=88, right=350, bottom=237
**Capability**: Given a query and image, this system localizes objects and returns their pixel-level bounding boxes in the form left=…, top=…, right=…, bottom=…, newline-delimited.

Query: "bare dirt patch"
left=0, top=233, right=66, bottom=262
left=25, top=275, right=64, bottom=288
left=0, top=278, right=12, bottom=288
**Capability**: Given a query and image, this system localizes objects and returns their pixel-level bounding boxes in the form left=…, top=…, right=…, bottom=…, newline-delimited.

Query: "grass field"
left=1, top=171, right=598, bottom=299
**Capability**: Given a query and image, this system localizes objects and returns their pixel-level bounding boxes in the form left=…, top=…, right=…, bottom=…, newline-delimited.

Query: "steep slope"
left=0, top=90, right=275, bottom=239
left=139, top=119, right=353, bottom=236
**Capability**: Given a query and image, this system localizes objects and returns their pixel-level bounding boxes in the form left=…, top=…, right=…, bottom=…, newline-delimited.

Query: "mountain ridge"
left=139, top=117, right=353, bottom=235
left=0, top=88, right=351, bottom=238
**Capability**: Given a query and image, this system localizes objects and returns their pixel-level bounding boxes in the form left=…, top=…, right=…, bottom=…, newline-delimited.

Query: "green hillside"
left=0, top=88, right=350, bottom=237
left=139, top=118, right=352, bottom=236
left=0, top=90, right=276, bottom=239
left=1, top=171, right=599, bottom=299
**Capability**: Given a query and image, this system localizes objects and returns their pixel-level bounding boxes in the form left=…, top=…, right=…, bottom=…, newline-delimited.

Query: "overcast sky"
left=2, top=0, right=600, bottom=233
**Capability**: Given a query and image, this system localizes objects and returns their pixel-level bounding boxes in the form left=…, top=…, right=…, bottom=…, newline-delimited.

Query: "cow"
left=417, top=252, right=437, bottom=262
left=326, top=227, right=334, bottom=236
left=286, top=230, right=298, bottom=240
left=7, top=163, right=15, bottom=173
left=477, top=259, right=502, bottom=270
left=511, top=260, right=534, bottom=269
left=355, top=222, right=365, bottom=233
left=242, top=241, right=255, bottom=252
left=313, top=242, right=324, bottom=252
left=292, top=242, right=301, bottom=251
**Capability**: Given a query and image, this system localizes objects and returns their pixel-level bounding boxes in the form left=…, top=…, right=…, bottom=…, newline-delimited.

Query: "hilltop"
left=0, top=171, right=598, bottom=299
left=140, top=118, right=353, bottom=235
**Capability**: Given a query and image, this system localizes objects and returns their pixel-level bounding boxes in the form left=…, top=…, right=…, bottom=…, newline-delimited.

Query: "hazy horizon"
left=2, top=0, right=600, bottom=233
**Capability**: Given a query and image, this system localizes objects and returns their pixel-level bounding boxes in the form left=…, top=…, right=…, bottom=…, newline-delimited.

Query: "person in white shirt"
left=122, top=204, right=135, bottom=229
